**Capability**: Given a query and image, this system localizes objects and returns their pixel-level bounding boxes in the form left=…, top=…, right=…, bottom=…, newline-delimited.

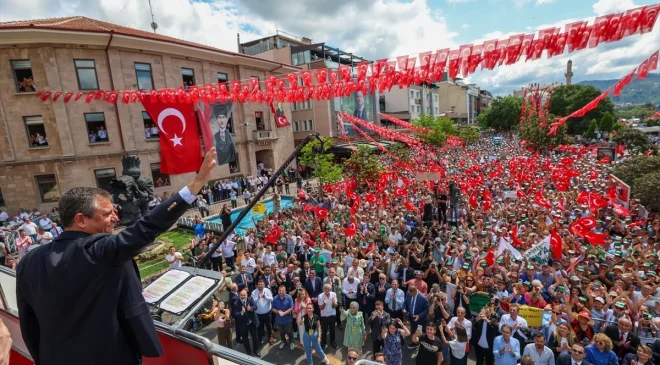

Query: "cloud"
left=446, top=0, right=473, bottom=3
left=592, top=0, right=636, bottom=16
left=536, top=0, right=555, bottom=4
left=462, top=23, right=471, bottom=29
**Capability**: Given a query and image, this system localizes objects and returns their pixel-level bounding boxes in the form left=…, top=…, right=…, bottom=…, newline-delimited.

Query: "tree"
left=298, top=137, right=343, bottom=189
left=616, top=106, right=656, bottom=120
left=476, top=95, right=522, bottom=131
left=612, top=156, right=660, bottom=187
left=599, top=112, right=614, bottom=133
left=611, top=127, right=655, bottom=155
left=548, top=85, right=615, bottom=135
left=584, top=119, right=598, bottom=139
left=410, top=115, right=451, bottom=146
left=633, top=172, right=660, bottom=212
left=388, top=143, right=411, bottom=163
left=343, top=145, right=384, bottom=184
left=613, top=122, right=624, bottom=130
left=646, top=119, right=660, bottom=127
left=457, top=126, right=480, bottom=144
left=518, top=116, right=571, bottom=151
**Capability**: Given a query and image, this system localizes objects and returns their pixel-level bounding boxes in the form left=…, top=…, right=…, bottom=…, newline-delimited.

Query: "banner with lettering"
left=469, top=293, right=490, bottom=313
left=524, top=235, right=551, bottom=265
left=518, top=305, right=543, bottom=327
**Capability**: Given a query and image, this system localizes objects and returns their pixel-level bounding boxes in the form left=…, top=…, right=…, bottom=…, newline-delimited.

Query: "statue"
left=109, top=155, right=154, bottom=226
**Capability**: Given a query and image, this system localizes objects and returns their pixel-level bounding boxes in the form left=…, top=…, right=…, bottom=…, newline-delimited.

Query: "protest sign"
left=469, top=293, right=490, bottom=313
left=518, top=305, right=543, bottom=327
left=525, top=236, right=551, bottom=265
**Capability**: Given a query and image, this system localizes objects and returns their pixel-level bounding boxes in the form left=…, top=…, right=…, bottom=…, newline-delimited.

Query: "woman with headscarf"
left=340, top=301, right=366, bottom=354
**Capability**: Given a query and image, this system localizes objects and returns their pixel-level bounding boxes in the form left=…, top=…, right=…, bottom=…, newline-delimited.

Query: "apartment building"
left=0, top=17, right=298, bottom=213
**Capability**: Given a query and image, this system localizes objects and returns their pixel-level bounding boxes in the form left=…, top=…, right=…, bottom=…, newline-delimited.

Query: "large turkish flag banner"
left=141, top=98, right=202, bottom=174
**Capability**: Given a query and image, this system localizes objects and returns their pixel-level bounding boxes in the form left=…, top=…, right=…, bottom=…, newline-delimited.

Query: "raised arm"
left=85, top=149, right=216, bottom=265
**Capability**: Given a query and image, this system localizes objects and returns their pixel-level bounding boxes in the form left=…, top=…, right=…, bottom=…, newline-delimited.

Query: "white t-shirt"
left=37, top=232, right=54, bottom=244
left=20, top=222, right=38, bottom=235
left=318, top=292, right=337, bottom=317
left=0, top=212, right=9, bottom=222
left=166, top=253, right=182, bottom=269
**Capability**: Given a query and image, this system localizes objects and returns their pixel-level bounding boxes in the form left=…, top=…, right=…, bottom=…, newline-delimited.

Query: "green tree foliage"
left=343, top=145, right=384, bottom=184
left=599, top=112, right=614, bottom=133
left=646, top=119, right=660, bottom=127
left=584, top=119, right=598, bottom=139
left=611, top=127, right=655, bottom=155
left=410, top=115, right=452, bottom=146
left=548, top=85, right=615, bottom=135
left=613, top=122, right=624, bottom=130
left=388, top=143, right=411, bottom=163
left=632, top=172, right=660, bottom=212
left=518, top=115, right=570, bottom=151
left=298, top=137, right=343, bottom=185
left=457, top=126, right=481, bottom=144
left=476, top=95, right=522, bottom=131
left=612, top=156, right=660, bottom=186
left=615, top=106, right=656, bottom=120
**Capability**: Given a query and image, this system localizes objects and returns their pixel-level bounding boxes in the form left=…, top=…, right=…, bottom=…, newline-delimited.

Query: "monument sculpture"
left=109, top=155, right=154, bottom=226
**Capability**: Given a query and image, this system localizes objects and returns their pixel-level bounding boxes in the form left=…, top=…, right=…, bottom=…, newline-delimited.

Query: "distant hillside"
left=576, top=73, right=660, bottom=105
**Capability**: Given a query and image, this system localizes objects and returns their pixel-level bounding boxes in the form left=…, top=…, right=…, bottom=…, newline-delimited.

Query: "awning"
left=291, top=42, right=325, bottom=53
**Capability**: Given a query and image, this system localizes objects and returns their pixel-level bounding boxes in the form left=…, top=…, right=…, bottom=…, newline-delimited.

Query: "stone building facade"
left=0, top=17, right=298, bottom=213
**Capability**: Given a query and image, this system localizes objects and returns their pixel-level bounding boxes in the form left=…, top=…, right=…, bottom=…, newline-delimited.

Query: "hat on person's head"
left=332, top=259, right=339, bottom=264
left=594, top=297, right=606, bottom=304
left=527, top=265, right=535, bottom=270
left=577, top=311, right=594, bottom=325
left=314, top=247, right=320, bottom=252
left=647, top=271, right=657, bottom=277
left=555, top=285, right=566, bottom=293
left=359, top=259, right=367, bottom=268
left=613, top=265, right=624, bottom=272
left=480, top=261, right=488, bottom=267
left=615, top=301, right=626, bottom=309
left=462, top=263, right=470, bottom=270
left=570, top=276, right=580, bottom=282
left=496, top=257, right=504, bottom=263
left=576, top=266, right=585, bottom=272
left=609, top=290, right=618, bottom=297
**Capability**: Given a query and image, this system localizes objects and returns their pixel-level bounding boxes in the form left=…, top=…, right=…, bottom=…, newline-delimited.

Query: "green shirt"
left=310, top=254, right=326, bottom=274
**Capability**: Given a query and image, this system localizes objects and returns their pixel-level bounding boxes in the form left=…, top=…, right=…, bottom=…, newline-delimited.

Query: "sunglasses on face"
left=348, top=357, right=358, bottom=361
left=596, top=341, right=605, bottom=345
left=572, top=349, right=584, bottom=354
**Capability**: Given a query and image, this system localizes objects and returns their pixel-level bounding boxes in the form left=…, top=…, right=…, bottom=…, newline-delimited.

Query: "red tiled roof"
left=0, top=16, right=284, bottom=65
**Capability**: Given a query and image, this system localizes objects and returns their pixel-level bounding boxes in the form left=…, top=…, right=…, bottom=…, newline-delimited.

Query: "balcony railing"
left=253, top=130, right=277, bottom=140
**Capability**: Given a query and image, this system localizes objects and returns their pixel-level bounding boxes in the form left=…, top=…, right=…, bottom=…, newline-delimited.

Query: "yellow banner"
left=518, top=305, right=543, bottom=327
left=252, top=203, right=266, bottom=215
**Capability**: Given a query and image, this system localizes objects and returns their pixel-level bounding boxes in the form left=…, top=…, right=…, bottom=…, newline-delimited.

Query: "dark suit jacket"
left=650, top=339, right=660, bottom=365
left=236, top=272, right=254, bottom=293
left=404, top=293, right=429, bottom=321
left=357, top=282, right=376, bottom=309
left=16, top=191, right=192, bottom=365
left=557, top=352, right=593, bottom=365
left=354, top=107, right=366, bottom=120
left=374, top=282, right=391, bottom=303
left=213, top=129, right=237, bottom=166
left=470, top=318, right=499, bottom=348
left=368, top=310, right=391, bottom=341
left=232, top=297, right=259, bottom=328
left=397, top=266, right=413, bottom=285
left=604, top=324, right=640, bottom=358
left=305, top=277, right=323, bottom=299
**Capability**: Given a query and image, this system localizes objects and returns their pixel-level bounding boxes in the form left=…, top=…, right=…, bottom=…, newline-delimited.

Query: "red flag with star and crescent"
left=141, top=98, right=202, bottom=174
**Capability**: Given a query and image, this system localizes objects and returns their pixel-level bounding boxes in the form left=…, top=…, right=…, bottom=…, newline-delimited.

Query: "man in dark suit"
left=604, top=318, right=640, bottom=361
left=228, top=283, right=241, bottom=344
left=210, top=102, right=237, bottom=166
left=374, top=274, right=391, bottom=304
left=471, top=310, right=499, bottom=365
left=357, top=274, right=376, bottom=320
left=304, top=269, right=323, bottom=314
left=235, top=265, right=254, bottom=293
left=556, top=343, right=592, bottom=365
left=232, top=289, right=260, bottom=357
left=353, top=91, right=367, bottom=120
left=16, top=148, right=217, bottom=365
left=404, top=284, right=429, bottom=346
left=368, top=301, right=391, bottom=357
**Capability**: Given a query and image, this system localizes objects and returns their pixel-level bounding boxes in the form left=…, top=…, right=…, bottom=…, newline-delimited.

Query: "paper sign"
left=518, top=305, right=543, bottom=327
left=142, top=269, right=191, bottom=304
left=252, top=202, right=266, bottom=215
left=159, top=276, right=216, bottom=314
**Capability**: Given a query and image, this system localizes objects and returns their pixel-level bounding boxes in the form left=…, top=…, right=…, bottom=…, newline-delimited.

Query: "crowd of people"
left=0, top=207, right=63, bottom=268
left=182, top=134, right=659, bottom=365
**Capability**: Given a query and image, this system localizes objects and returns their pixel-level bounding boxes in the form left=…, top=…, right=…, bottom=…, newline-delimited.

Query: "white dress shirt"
left=342, top=278, right=359, bottom=299
left=251, top=288, right=273, bottom=315
left=318, top=292, right=337, bottom=317
left=448, top=316, right=473, bottom=340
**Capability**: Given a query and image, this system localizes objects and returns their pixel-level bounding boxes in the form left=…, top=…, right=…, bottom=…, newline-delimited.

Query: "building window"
left=151, top=163, right=171, bottom=187
left=0, top=186, right=5, bottom=207
left=182, top=68, right=195, bottom=89
left=24, top=116, right=48, bottom=148
left=303, top=120, right=314, bottom=131
left=410, top=106, right=415, bottom=114
left=426, top=107, right=430, bottom=114
left=302, top=100, right=312, bottom=110
left=135, top=63, right=154, bottom=90
left=94, top=168, right=116, bottom=192
left=434, top=95, right=438, bottom=102
left=11, top=60, right=36, bottom=92
left=291, top=102, right=298, bottom=112
left=416, top=105, right=421, bottom=113
left=230, top=155, right=240, bottom=174
left=293, top=121, right=300, bottom=132
left=74, top=60, right=99, bottom=90
left=85, top=113, right=109, bottom=143
left=217, top=72, right=228, bottom=84
left=435, top=107, right=438, bottom=114
left=143, top=111, right=159, bottom=139
left=410, top=91, right=414, bottom=98
left=36, top=174, right=60, bottom=203
left=255, top=112, right=265, bottom=130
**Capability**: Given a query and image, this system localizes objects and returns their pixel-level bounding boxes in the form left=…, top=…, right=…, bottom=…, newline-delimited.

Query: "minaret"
left=565, top=60, right=573, bottom=86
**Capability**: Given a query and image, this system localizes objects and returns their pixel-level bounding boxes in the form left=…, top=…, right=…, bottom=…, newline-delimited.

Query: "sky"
left=0, top=0, right=658, bottom=95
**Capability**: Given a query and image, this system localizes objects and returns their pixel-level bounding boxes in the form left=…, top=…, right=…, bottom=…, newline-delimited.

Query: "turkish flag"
left=141, top=97, right=202, bottom=174
left=484, top=247, right=495, bottom=267
left=576, top=217, right=596, bottom=230
left=640, top=4, right=660, bottom=34
left=648, top=50, right=659, bottom=72
left=566, top=21, right=587, bottom=52
left=590, top=15, right=613, bottom=48
left=584, top=231, right=608, bottom=246
left=468, top=189, right=479, bottom=209
left=623, top=7, right=645, bottom=37
left=550, top=229, right=563, bottom=260
left=638, top=59, right=649, bottom=79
